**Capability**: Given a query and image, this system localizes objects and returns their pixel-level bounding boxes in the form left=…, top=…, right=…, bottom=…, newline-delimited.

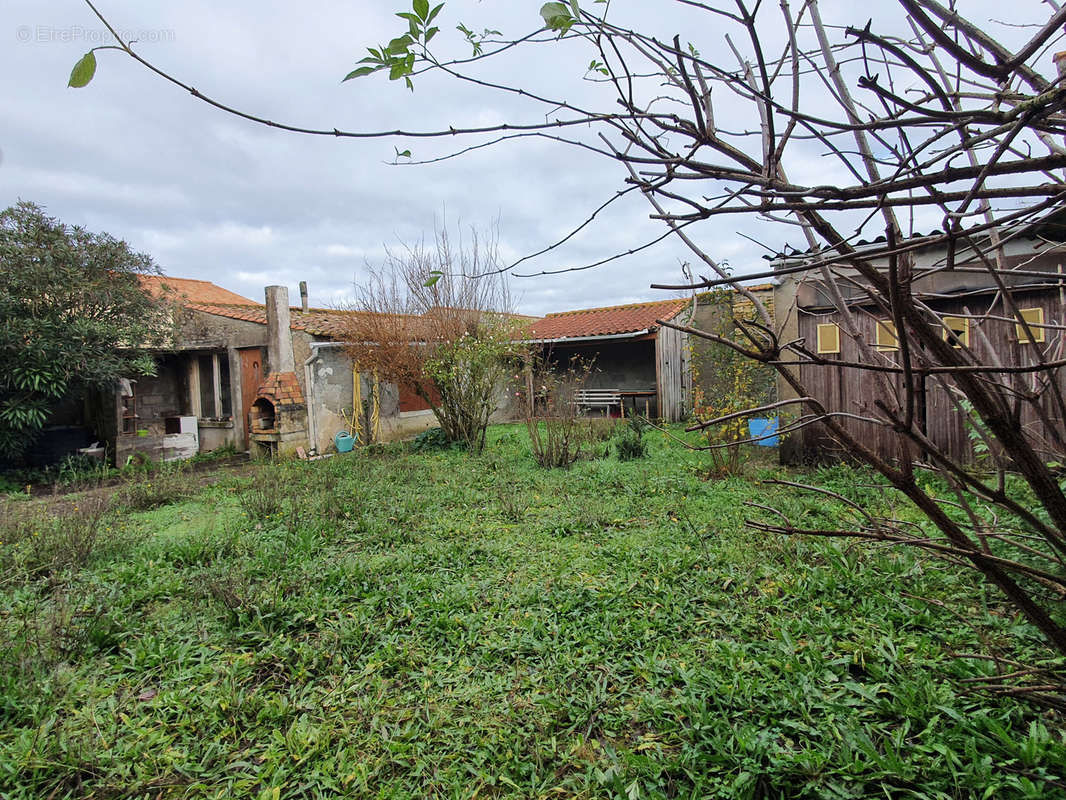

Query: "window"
left=197, top=355, right=216, bottom=418
left=942, top=316, right=970, bottom=349
left=1016, top=307, right=1046, bottom=344
left=191, top=353, right=232, bottom=419
left=875, top=320, right=899, bottom=351
left=816, top=323, right=840, bottom=354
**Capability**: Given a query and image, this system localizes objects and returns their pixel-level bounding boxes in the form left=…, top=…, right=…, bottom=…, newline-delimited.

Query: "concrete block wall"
left=114, top=359, right=185, bottom=463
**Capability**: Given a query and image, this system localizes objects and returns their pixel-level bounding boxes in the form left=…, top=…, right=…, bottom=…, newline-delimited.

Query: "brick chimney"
left=299, top=280, right=309, bottom=313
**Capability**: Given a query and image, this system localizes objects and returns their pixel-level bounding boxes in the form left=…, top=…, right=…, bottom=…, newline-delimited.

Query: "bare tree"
left=521, top=350, right=599, bottom=469
left=343, top=224, right=522, bottom=452
left=74, top=0, right=1066, bottom=684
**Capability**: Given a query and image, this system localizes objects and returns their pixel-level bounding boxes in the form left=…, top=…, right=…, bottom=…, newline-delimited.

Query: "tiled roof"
left=184, top=302, right=268, bottom=326
left=140, top=275, right=258, bottom=306
left=177, top=283, right=692, bottom=344
left=187, top=301, right=534, bottom=341
left=527, top=298, right=690, bottom=341
left=185, top=302, right=368, bottom=339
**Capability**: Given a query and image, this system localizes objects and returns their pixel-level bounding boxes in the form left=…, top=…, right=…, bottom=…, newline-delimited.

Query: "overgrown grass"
left=0, top=425, right=1063, bottom=798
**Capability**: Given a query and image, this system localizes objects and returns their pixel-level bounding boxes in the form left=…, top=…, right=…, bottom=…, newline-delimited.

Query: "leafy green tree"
left=0, top=202, right=173, bottom=457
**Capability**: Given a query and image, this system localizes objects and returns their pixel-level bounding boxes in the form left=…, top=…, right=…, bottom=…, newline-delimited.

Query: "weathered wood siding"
left=656, top=325, right=688, bottom=422
left=795, top=310, right=914, bottom=464
left=795, top=289, right=1066, bottom=464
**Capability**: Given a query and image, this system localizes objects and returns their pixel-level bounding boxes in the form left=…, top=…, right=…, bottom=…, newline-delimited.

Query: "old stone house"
left=89, top=278, right=743, bottom=463
left=105, top=277, right=454, bottom=462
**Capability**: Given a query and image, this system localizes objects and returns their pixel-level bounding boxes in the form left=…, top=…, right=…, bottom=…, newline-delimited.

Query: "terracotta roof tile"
left=140, top=275, right=258, bottom=306
left=184, top=302, right=425, bottom=340
left=182, top=289, right=693, bottom=344
left=528, top=298, right=690, bottom=341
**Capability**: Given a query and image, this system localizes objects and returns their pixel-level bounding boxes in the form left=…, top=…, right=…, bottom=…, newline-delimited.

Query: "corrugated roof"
left=768, top=208, right=1066, bottom=261
left=140, top=275, right=258, bottom=306
left=528, top=297, right=690, bottom=341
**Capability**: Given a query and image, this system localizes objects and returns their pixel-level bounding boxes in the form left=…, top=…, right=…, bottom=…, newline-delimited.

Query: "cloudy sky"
left=1, top=0, right=1047, bottom=315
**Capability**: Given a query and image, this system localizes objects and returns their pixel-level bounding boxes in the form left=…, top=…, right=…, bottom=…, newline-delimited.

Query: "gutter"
left=526, top=329, right=651, bottom=345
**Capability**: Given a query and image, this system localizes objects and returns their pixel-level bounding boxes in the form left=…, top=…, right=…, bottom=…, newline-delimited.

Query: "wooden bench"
left=573, top=389, right=621, bottom=413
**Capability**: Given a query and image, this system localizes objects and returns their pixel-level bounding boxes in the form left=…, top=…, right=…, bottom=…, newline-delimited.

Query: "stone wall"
left=178, top=309, right=323, bottom=452
left=178, top=309, right=269, bottom=352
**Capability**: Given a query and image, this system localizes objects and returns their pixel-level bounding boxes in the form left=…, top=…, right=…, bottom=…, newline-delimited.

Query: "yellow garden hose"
left=350, top=366, right=381, bottom=444
left=351, top=367, right=363, bottom=442
left=370, top=370, right=381, bottom=442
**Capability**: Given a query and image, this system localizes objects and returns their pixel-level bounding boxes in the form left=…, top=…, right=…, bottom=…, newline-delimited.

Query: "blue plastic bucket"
left=334, top=431, right=356, bottom=453
left=747, top=417, right=779, bottom=447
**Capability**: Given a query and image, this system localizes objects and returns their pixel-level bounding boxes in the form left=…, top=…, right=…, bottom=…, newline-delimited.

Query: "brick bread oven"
left=249, top=286, right=309, bottom=457
left=249, top=371, right=307, bottom=456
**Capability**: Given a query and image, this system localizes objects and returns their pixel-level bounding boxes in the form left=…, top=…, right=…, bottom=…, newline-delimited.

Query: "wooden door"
left=240, top=348, right=264, bottom=442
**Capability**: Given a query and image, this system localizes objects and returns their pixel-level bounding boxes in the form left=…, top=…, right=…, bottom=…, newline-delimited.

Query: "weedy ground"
left=0, top=425, right=1063, bottom=799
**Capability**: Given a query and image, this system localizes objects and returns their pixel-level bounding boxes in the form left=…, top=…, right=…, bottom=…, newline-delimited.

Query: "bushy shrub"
left=519, top=354, right=598, bottom=469
left=615, top=416, right=649, bottom=461
left=411, top=426, right=456, bottom=452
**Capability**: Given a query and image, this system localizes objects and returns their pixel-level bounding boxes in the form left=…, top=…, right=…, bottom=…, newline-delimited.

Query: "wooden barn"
left=773, top=227, right=1066, bottom=465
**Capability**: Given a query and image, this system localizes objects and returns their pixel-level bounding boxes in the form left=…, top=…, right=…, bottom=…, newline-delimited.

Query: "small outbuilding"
left=527, top=298, right=694, bottom=421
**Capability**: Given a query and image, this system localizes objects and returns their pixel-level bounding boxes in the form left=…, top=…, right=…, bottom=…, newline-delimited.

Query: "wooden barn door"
left=240, top=348, right=264, bottom=444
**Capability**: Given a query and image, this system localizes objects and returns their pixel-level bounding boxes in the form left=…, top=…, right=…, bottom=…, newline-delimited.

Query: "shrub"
left=341, top=223, right=522, bottom=453
left=521, top=359, right=599, bottom=469
left=690, top=289, right=775, bottom=479
left=615, top=416, right=649, bottom=461
left=411, top=426, right=456, bottom=452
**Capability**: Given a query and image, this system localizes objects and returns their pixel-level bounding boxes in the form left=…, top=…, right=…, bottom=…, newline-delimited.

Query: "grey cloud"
left=4, top=0, right=1022, bottom=318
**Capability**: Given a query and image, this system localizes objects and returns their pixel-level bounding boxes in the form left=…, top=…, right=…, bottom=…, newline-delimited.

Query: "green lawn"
left=1, top=425, right=1063, bottom=798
